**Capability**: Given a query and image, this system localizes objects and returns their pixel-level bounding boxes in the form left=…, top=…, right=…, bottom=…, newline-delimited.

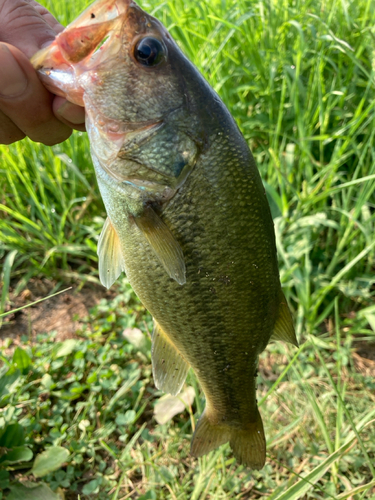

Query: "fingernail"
left=0, top=44, right=28, bottom=97
left=56, top=101, right=86, bottom=125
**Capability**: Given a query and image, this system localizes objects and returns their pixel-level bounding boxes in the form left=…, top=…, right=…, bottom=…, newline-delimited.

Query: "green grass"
left=1, top=0, right=375, bottom=498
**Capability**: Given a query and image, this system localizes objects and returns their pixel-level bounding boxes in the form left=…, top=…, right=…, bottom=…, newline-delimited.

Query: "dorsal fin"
left=152, top=320, right=190, bottom=396
left=269, top=291, right=298, bottom=346
left=133, top=206, right=186, bottom=285
left=97, top=217, right=125, bottom=289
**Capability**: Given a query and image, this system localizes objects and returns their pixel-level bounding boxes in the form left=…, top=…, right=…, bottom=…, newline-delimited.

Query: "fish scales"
left=124, top=132, right=278, bottom=412
left=31, top=0, right=297, bottom=468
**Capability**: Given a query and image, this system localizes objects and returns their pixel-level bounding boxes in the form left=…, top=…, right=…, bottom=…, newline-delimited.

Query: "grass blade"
left=0, top=250, right=18, bottom=327
left=271, top=437, right=356, bottom=500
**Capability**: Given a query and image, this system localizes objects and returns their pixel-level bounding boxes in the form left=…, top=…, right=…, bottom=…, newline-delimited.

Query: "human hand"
left=0, top=0, right=85, bottom=146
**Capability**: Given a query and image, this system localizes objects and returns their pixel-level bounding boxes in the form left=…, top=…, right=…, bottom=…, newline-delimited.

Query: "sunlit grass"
left=1, top=0, right=375, bottom=498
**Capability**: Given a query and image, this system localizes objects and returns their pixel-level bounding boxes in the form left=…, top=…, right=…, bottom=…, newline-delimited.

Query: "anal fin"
left=134, top=206, right=186, bottom=285
left=152, top=321, right=189, bottom=396
left=270, top=290, right=298, bottom=346
left=97, top=217, right=125, bottom=289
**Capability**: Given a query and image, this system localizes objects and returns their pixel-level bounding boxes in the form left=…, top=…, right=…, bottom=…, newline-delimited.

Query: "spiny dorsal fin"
left=134, top=206, right=186, bottom=285
left=152, top=320, right=190, bottom=396
left=97, top=217, right=125, bottom=289
left=269, top=291, right=298, bottom=346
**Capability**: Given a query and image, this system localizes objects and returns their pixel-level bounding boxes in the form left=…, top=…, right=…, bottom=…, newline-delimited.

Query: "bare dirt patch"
left=353, top=341, right=375, bottom=378
left=0, top=278, right=115, bottom=349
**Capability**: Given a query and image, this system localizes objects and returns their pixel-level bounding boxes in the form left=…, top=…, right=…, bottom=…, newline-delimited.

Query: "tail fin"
left=191, top=408, right=266, bottom=469
left=190, top=410, right=231, bottom=458
left=229, top=410, right=266, bottom=469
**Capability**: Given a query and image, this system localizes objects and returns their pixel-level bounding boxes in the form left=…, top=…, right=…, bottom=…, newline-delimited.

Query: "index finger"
left=26, top=0, right=64, bottom=35
left=0, top=0, right=59, bottom=58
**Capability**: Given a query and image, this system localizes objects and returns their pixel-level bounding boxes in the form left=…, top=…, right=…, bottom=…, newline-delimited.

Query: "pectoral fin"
left=134, top=206, right=186, bottom=285
left=269, top=291, right=298, bottom=346
left=152, top=321, right=190, bottom=396
left=97, top=217, right=125, bottom=289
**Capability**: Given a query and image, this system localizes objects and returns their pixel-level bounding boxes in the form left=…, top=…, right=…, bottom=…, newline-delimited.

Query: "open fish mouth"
left=31, top=0, right=134, bottom=105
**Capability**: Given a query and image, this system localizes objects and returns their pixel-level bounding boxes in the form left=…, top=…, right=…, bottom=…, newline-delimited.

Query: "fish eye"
left=134, top=37, right=166, bottom=67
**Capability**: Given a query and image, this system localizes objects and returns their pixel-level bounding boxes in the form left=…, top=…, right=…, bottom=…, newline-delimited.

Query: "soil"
left=352, top=341, right=375, bottom=378
left=0, top=278, right=115, bottom=350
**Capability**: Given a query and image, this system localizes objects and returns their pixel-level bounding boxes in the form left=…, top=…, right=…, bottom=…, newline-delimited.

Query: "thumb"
left=0, top=42, right=72, bottom=145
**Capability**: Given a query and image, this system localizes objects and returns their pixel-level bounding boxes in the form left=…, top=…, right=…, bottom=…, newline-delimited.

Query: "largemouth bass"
left=32, top=0, right=297, bottom=469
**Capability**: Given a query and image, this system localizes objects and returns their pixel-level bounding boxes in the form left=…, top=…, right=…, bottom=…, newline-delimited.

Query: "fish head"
left=32, top=0, right=211, bottom=202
